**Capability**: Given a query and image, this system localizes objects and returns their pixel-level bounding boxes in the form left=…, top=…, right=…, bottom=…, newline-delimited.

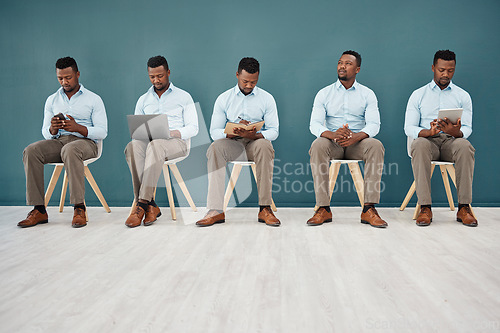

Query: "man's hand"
left=321, top=124, right=352, bottom=142
left=337, top=131, right=368, bottom=147
left=49, top=116, right=65, bottom=135
left=233, top=127, right=262, bottom=140
left=170, top=130, right=181, bottom=138
left=437, top=117, right=463, bottom=138
left=418, top=119, right=441, bottom=137
left=62, top=115, right=88, bottom=137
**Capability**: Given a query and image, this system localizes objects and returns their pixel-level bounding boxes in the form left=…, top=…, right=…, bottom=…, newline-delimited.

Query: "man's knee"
left=453, top=138, right=475, bottom=158
left=410, top=137, right=431, bottom=157
left=309, top=137, right=331, bottom=157
left=61, top=143, right=83, bottom=162
left=364, top=138, right=385, bottom=157
left=252, top=139, right=274, bottom=158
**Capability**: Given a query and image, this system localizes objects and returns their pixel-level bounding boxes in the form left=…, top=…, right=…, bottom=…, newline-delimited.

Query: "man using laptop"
left=405, top=50, right=476, bottom=227
left=196, top=57, right=280, bottom=227
left=307, top=50, right=388, bottom=228
left=19, top=57, right=108, bottom=228
left=124, top=55, right=198, bottom=227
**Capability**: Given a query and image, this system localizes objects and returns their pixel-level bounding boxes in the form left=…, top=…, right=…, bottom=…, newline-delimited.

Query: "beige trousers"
left=410, top=133, right=475, bottom=205
left=124, top=139, right=187, bottom=201
left=23, top=135, right=98, bottom=206
left=206, top=138, right=275, bottom=210
left=309, top=137, right=385, bottom=206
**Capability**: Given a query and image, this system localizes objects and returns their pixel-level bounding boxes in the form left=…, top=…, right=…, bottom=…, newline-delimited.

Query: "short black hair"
left=238, top=57, right=259, bottom=74
left=55, top=57, right=78, bottom=72
left=433, top=50, right=456, bottom=65
left=147, top=55, right=169, bottom=71
left=342, top=50, right=362, bottom=67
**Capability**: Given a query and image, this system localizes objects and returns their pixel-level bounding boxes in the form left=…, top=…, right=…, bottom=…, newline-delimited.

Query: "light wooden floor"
left=1, top=206, right=499, bottom=333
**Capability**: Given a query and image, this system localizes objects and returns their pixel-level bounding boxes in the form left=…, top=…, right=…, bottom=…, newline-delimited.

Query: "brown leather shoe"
left=72, top=208, right=87, bottom=228
left=307, top=207, right=332, bottom=226
left=126, top=206, right=146, bottom=228
left=258, top=207, right=281, bottom=227
left=17, top=209, right=48, bottom=228
left=144, top=205, right=161, bottom=226
left=361, top=207, right=388, bottom=228
left=457, top=205, right=478, bottom=227
left=416, top=206, right=432, bottom=226
left=196, top=210, right=225, bottom=227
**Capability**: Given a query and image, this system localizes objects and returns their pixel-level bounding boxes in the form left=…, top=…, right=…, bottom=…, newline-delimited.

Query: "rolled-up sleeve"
left=359, top=90, right=380, bottom=137
left=261, top=97, right=279, bottom=141
left=41, top=96, right=58, bottom=140
left=404, top=91, right=424, bottom=139
left=210, top=95, right=228, bottom=141
left=309, top=90, right=330, bottom=138
left=86, top=95, right=108, bottom=140
left=460, top=92, right=473, bottom=139
left=178, top=95, right=199, bottom=140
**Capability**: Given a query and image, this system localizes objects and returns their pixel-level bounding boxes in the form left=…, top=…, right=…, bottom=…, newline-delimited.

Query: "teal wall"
left=1, top=0, right=499, bottom=207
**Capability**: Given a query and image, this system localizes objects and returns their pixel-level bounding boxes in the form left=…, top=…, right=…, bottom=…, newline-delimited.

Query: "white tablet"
left=438, top=108, right=463, bottom=124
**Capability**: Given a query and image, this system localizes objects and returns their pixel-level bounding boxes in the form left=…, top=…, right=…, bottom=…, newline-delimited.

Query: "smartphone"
left=54, top=113, right=65, bottom=121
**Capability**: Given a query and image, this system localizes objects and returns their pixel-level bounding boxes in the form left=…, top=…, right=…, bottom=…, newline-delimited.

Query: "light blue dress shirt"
left=134, top=83, right=198, bottom=140
left=404, top=80, right=473, bottom=139
left=42, top=85, right=108, bottom=141
left=210, top=85, right=279, bottom=141
left=309, top=80, right=380, bottom=138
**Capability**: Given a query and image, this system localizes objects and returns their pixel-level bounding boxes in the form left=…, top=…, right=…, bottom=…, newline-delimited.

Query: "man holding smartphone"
left=404, top=50, right=476, bottom=227
left=18, top=57, right=108, bottom=228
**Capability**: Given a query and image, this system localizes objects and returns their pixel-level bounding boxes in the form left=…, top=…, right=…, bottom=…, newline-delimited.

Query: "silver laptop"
left=127, top=114, right=170, bottom=141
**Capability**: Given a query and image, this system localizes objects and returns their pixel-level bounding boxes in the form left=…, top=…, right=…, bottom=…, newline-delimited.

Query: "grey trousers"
left=206, top=138, right=275, bottom=210
left=309, top=137, right=385, bottom=206
left=23, top=135, right=98, bottom=206
left=410, top=133, right=475, bottom=205
left=124, top=139, right=187, bottom=201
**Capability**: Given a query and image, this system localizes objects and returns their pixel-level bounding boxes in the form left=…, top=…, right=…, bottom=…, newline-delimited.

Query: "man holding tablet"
left=124, top=56, right=198, bottom=228
left=404, top=50, right=477, bottom=227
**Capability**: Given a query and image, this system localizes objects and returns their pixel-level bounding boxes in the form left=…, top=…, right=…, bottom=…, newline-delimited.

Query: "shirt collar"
left=58, top=84, right=85, bottom=97
left=429, top=80, right=454, bottom=91
left=334, top=79, right=358, bottom=91
left=148, top=82, right=174, bottom=97
left=233, top=84, right=258, bottom=96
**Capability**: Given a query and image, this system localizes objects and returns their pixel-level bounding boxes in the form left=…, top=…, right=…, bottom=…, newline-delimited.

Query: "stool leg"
left=162, top=164, right=176, bottom=220
left=59, top=170, right=69, bottom=212
left=348, top=162, right=365, bottom=207
left=84, top=166, right=111, bottom=213
left=400, top=181, right=416, bottom=211
left=44, top=165, right=63, bottom=206
left=439, top=165, right=455, bottom=211
left=223, top=164, right=242, bottom=212
left=169, top=164, right=197, bottom=212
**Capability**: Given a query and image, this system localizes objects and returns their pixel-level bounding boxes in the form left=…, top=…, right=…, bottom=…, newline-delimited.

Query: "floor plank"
left=1, top=206, right=499, bottom=333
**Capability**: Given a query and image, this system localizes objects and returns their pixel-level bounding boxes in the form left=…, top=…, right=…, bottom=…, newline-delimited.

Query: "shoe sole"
left=196, top=219, right=225, bottom=227
left=18, top=220, right=48, bottom=228
left=457, top=218, right=478, bottom=227
left=306, top=218, right=332, bottom=226
left=416, top=218, right=432, bottom=227
left=72, top=223, right=87, bottom=228
left=258, top=219, right=280, bottom=227
left=144, top=212, right=162, bottom=226
left=360, top=220, right=387, bottom=228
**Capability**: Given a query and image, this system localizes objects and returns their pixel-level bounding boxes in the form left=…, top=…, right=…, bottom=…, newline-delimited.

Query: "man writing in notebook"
left=196, top=57, right=280, bottom=227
